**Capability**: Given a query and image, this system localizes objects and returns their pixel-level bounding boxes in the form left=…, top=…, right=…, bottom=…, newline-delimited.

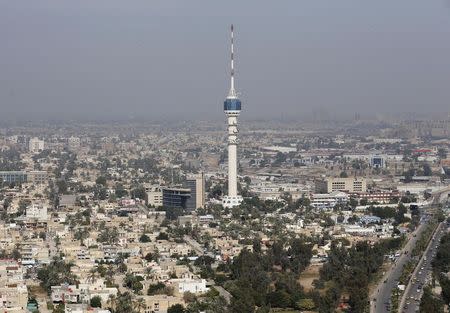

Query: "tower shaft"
left=227, top=115, right=238, bottom=197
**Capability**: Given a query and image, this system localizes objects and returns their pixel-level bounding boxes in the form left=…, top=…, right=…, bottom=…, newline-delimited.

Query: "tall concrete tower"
left=222, top=24, right=243, bottom=208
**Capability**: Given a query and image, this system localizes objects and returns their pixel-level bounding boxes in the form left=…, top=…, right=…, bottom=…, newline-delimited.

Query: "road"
left=370, top=219, right=429, bottom=313
left=184, top=235, right=206, bottom=255
left=183, top=235, right=214, bottom=258
left=399, top=222, right=447, bottom=313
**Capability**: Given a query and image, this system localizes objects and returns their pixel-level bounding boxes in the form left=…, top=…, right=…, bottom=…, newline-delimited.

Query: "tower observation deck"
left=222, top=24, right=243, bottom=208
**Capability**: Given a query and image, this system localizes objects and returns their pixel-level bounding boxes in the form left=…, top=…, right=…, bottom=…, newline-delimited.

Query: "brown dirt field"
left=298, top=264, right=322, bottom=291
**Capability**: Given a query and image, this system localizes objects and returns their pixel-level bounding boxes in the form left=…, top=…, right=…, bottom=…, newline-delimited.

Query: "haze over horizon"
left=2, top=0, right=450, bottom=121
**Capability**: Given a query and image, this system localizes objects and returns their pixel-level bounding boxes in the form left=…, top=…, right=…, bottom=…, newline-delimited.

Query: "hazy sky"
left=1, top=0, right=450, bottom=121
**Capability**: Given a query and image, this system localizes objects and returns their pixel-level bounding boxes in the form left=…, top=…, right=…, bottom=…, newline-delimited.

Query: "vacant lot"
left=298, top=264, right=321, bottom=291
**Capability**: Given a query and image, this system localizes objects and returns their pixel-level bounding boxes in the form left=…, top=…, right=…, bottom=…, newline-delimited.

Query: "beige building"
left=185, top=173, right=205, bottom=210
left=29, top=137, right=45, bottom=153
left=0, top=285, right=28, bottom=311
left=145, top=185, right=163, bottom=207
left=139, top=295, right=184, bottom=313
left=0, top=261, right=28, bottom=311
left=317, top=177, right=367, bottom=193
left=28, top=170, right=48, bottom=184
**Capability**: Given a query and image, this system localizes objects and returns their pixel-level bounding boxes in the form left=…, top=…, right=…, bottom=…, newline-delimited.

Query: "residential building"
left=68, top=136, right=81, bottom=150
left=26, top=203, right=48, bottom=220
left=0, top=285, right=28, bottom=311
left=138, top=295, right=184, bottom=313
left=169, top=278, right=208, bottom=295
left=29, top=137, right=45, bottom=153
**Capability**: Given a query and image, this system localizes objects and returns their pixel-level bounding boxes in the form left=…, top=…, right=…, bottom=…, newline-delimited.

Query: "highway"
left=370, top=220, right=428, bottom=313
left=399, top=222, right=447, bottom=313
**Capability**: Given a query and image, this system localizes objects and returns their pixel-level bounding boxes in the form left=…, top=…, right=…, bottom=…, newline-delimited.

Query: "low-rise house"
left=0, top=284, right=28, bottom=311
left=138, top=295, right=184, bottom=313
left=168, top=278, right=208, bottom=296
left=51, top=284, right=80, bottom=303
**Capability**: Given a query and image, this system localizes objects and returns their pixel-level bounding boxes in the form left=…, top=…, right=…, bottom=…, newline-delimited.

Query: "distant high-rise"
left=185, top=173, right=205, bottom=211
left=222, top=25, right=243, bottom=208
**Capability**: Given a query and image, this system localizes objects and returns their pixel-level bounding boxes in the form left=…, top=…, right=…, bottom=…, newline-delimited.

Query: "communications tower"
left=222, top=24, right=243, bottom=208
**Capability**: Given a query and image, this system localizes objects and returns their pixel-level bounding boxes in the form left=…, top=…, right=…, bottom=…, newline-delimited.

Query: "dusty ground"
left=298, top=264, right=321, bottom=291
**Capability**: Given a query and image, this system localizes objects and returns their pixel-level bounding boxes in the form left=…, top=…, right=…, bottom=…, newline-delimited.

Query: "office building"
left=0, top=171, right=28, bottom=184
left=162, top=187, right=191, bottom=210
left=184, top=173, right=205, bottom=211
left=0, top=171, right=47, bottom=185
left=370, top=155, right=385, bottom=168
left=316, top=177, right=367, bottom=193
left=28, top=171, right=48, bottom=184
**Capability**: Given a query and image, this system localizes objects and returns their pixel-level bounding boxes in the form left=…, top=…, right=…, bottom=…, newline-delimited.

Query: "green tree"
left=267, top=290, right=291, bottom=308
left=90, top=296, right=102, bottom=308
left=297, top=298, right=315, bottom=310
left=438, top=148, right=447, bottom=159
left=156, top=232, right=169, bottom=240
left=420, top=286, right=444, bottom=313
left=37, top=258, right=77, bottom=294
left=56, top=180, right=68, bottom=194
left=167, top=304, right=185, bottom=313
left=422, top=163, right=432, bottom=176
left=139, top=234, right=151, bottom=243
left=131, top=186, right=146, bottom=200
left=96, top=176, right=107, bottom=186
left=115, top=183, right=128, bottom=198
left=115, top=292, right=134, bottom=313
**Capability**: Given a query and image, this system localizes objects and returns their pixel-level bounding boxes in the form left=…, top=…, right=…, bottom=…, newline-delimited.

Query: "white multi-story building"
left=0, top=261, right=28, bottom=311
left=169, top=278, right=208, bottom=295
left=29, top=137, right=45, bottom=153
left=26, top=203, right=48, bottom=221
left=0, top=285, right=28, bottom=311
left=68, top=136, right=81, bottom=151
left=311, top=191, right=349, bottom=210
left=144, top=185, right=163, bottom=207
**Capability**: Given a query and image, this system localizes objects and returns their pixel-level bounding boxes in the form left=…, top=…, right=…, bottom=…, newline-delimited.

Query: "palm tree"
left=144, top=267, right=156, bottom=281
left=133, top=297, right=146, bottom=313
left=87, top=267, right=99, bottom=284
left=107, top=294, right=117, bottom=312
left=106, top=264, right=115, bottom=282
